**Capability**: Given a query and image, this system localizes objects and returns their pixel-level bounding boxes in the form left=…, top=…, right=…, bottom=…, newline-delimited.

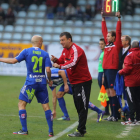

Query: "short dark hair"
left=108, top=31, right=116, bottom=38
left=60, top=32, right=73, bottom=42
left=125, top=35, right=131, bottom=45
left=100, top=38, right=105, bottom=44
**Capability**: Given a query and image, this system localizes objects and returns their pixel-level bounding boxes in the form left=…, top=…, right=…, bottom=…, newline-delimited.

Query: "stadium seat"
left=0, top=33, right=2, bottom=39
left=55, top=20, right=64, bottom=26
left=106, top=21, right=113, bottom=28
left=131, top=37, right=139, bottom=41
left=122, top=30, right=131, bottom=36
left=75, top=20, right=83, bottom=26
left=52, top=35, right=59, bottom=41
left=77, top=0, right=86, bottom=5
left=92, top=36, right=100, bottom=43
left=83, top=28, right=93, bottom=35
left=124, top=15, right=132, bottom=21
left=15, top=19, right=25, bottom=25
left=27, top=12, right=36, bottom=18
left=73, top=28, right=83, bottom=35
left=122, top=23, right=132, bottom=29
left=93, top=29, right=102, bottom=35
left=82, top=36, right=91, bottom=43
left=84, top=21, right=93, bottom=26
left=12, top=33, right=22, bottom=40
left=28, top=4, right=38, bottom=11
left=94, top=21, right=101, bottom=28
left=3, top=40, right=10, bottom=43
left=14, top=26, right=24, bottom=32
left=133, top=15, right=140, bottom=21
left=36, top=12, right=45, bottom=18
left=34, top=27, right=43, bottom=33
left=38, top=4, right=47, bottom=11
left=12, top=40, right=20, bottom=43
left=132, top=23, right=140, bottom=29
left=0, top=25, right=4, bottom=31
left=1, top=3, right=9, bottom=10
left=45, top=20, right=55, bottom=26
left=63, top=27, right=73, bottom=33
left=35, top=19, right=45, bottom=26
left=81, top=6, right=86, bottom=12
left=44, top=27, right=53, bottom=33
left=22, top=34, right=32, bottom=40
left=73, top=35, right=81, bottom=42
left=65, top=20, right=74, bottom=26
left=43, top=34, right=52, bottom=41
left=131, top=30, right=140, bottom=37
left=18, top=11, right=26, bottom=18
left=25, top=19, right=35, bottom=25
left=22, top=41, right=30, bottom=43
left=54, top=27, right=63, bottom=34
left=24, top=26, right=33, bottom=33
left=95, top=14, right=102, bottom=20
left=4, top=25, right=14, bottom=32
left=2, top=33, right=12, bottom=40
left=87, top=0, right=96, bottom=5
left=135, top=8, right=140, bottom=14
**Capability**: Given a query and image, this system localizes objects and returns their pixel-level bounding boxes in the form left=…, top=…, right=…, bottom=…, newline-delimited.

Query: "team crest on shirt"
left=63, top=53, right=65, bottom=55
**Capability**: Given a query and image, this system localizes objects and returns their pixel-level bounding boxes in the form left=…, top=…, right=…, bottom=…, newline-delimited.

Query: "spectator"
left=5, top=7, right=15, bottom=25
left=65, top=3, right=76, bottom=20
left=75, top=6, right=84, bottom=21
left=9, top=0, right=18, bottom=11
left=46, top=5, right=54, bottom=19
left=85, top=5, right=92, bottom=20
left=56, top=2, right=65, bottom=19
left=94, top=0, right=102, bottom=15
left=125, top=0, right=135, bottom=15
left=16, top=0, right=29, bottom=12
left=119, top=41, right=140, bottom=125
left=0, top=7, right=5, bottom=24
left=46, top=0, right=58, bottom=13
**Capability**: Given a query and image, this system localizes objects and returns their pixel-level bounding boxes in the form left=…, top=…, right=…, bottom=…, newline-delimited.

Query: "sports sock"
left=112, top=96, right=118, bottom=119
left=88, top=102, right=102, bottom=114
left=45, top=110, right=53, bottom=133
left=105, top=101, right=109, bottom=114
left=58, top=97, right=69, bottom=117
left=19, top=110, right=27, bottom=132
left=109, top=97, right=113, bottom=116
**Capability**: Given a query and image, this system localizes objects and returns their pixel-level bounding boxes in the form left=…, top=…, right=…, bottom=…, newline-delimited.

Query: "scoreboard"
left=102, top=0, right=119, bottom=17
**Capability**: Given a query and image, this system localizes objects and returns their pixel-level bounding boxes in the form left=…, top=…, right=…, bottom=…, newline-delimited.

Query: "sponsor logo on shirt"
left=35, top=78, right=42, bottom=82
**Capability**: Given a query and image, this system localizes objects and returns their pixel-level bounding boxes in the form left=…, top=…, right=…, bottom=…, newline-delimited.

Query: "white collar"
left=122, top=46, right=129, bottom=54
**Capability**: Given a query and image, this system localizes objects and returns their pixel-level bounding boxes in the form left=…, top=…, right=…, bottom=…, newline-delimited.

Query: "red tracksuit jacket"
left=119, top=48, right=140, bottom=87
left=56, top=43, right=92, bottom=84
left=102, top=21, right=122, bottom=69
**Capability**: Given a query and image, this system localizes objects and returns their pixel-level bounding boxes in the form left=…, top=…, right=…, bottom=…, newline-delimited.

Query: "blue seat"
left=44, top=27, right=53, bottom=33
left=95, top=14, right=102, bottom=20
left=27, top=12, right=36, bottom=18
left=37, top=12, right=45, bottom=18
left=55, top=20, right=64, bottom=26
left=52, top=35, right=59, bottom=41
left=93, top=29, right=102, bottom=35
left=73, top=35, right=81, bottom=42
left=122, top=23, right=132, bottom=29
left=65, top=20, right=74, bottom=26
left=24, top=26, right=33, bottom=33
left=82, top=36, right=91, bottom=43
left=81, top=6, right=85, bottom=12
left=15, top=19, right=25, bottom=25
left=14, top=26, right=24, bottom=32
left=84, top=21, right=93, bottom=26
left=18, top=11, right=26, bottom=18
left=5, top=25, right=14, bottom=32
left=131, top=30, right=140, bottom=37
left=77, top=0, right=86, bottom=5
left=124, top=15, right=132, bottom=21
left=133, top=15, right=140, bottom=21
left=73, top=28, right=82, bottom=35
left=122, top=30, right=131, bottom=36
left=28, top=4, right=38, bottom=11
left=1, top=3, right=9, bottom=10
left=0, top=33, right=2, bottom=39
left=12, top=33, right=22, bottom=40
left=3, top=33, right=12, bottom=40
left=88, top=0, right=95, bottom=5
left=132, top=23, right=140, bottom=29
left=46, top=20, right=54, bottom=26
left=83, top=29, right=93, bottom=35
left=106, top=21, right=113, bottom=28
left=92, top=36, right=100, bottom=43
left=0, top=25, right=4, bottom=31
left=54, top=27, right=63, bottom=34
left=22, top=34, right=32, bottom=40
left=38, top=4, right=47, bottom=11
left=34, top=27, right=43, bottom=33
left=35, top=19, right=45, bottom=26
left=94, top=21, right=101, bottom=28
left=63, top=27, right=73, bottom=33
left=75, top=20, right=83, bottom=26
left=26, top=19, right=35, bottom=25
left=131, top=37, right=139, bottom=41
left=135, top=8, right=140, bottom=14
left=43, top=35, right=52, bottom=41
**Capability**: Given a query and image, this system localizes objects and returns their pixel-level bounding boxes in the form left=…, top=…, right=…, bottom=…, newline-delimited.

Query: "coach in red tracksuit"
left=119, top=41, right=140, bottom=124
left=101, top=11, right=122, bottom=121
left=52, top=32, right=92, bottom=137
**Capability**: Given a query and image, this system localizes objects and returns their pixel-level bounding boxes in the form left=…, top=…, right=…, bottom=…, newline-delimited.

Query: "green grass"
left=0, top=76, right=140, bottom=140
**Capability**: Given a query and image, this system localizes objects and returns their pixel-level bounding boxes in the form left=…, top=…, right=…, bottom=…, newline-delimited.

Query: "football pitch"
left=0, top=76, right=140, bottom=140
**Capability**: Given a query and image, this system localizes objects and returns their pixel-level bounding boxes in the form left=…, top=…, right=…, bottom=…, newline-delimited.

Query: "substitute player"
left=0, top=35, right=55, bottom=137
left=49, top=68, right=105, bottom=123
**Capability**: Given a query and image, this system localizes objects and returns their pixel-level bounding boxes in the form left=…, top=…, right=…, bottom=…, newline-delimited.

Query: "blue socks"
left=19, top=110, right=27, bottom=132
left=112, top=96, right=118, bottom=119
left=45, top=110, right=53, bottom=133
left=88, top=102, right=102, bottom=114
left=58, top=97, right=69, bottom=117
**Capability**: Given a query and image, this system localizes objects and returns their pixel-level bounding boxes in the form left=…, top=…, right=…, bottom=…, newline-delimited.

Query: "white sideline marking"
left=0, top=114, right=44, bottom=118
left=116, top=126, right=133, bottom=138
left=48, top=106, right=104, bottom=140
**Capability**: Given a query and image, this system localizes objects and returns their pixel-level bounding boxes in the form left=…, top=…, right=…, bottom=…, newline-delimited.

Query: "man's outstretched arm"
left=0, top=58, right=18, bottom=64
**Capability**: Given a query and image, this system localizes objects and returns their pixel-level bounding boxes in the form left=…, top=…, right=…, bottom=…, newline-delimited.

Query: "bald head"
left=31, top=35, right=43, bottom=48
left=131, top=40, right=139, bottom=48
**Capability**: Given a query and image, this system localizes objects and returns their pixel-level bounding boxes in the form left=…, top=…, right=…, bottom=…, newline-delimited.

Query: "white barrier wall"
left=0, top=43, right=100, bottom=79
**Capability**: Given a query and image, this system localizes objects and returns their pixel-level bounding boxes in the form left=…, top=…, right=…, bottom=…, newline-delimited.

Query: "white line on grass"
left=116, top=126, right=133, bottom=138
left=0, top=114, right=44, bottom=118
left=48, top=106, right=104, bottom=140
